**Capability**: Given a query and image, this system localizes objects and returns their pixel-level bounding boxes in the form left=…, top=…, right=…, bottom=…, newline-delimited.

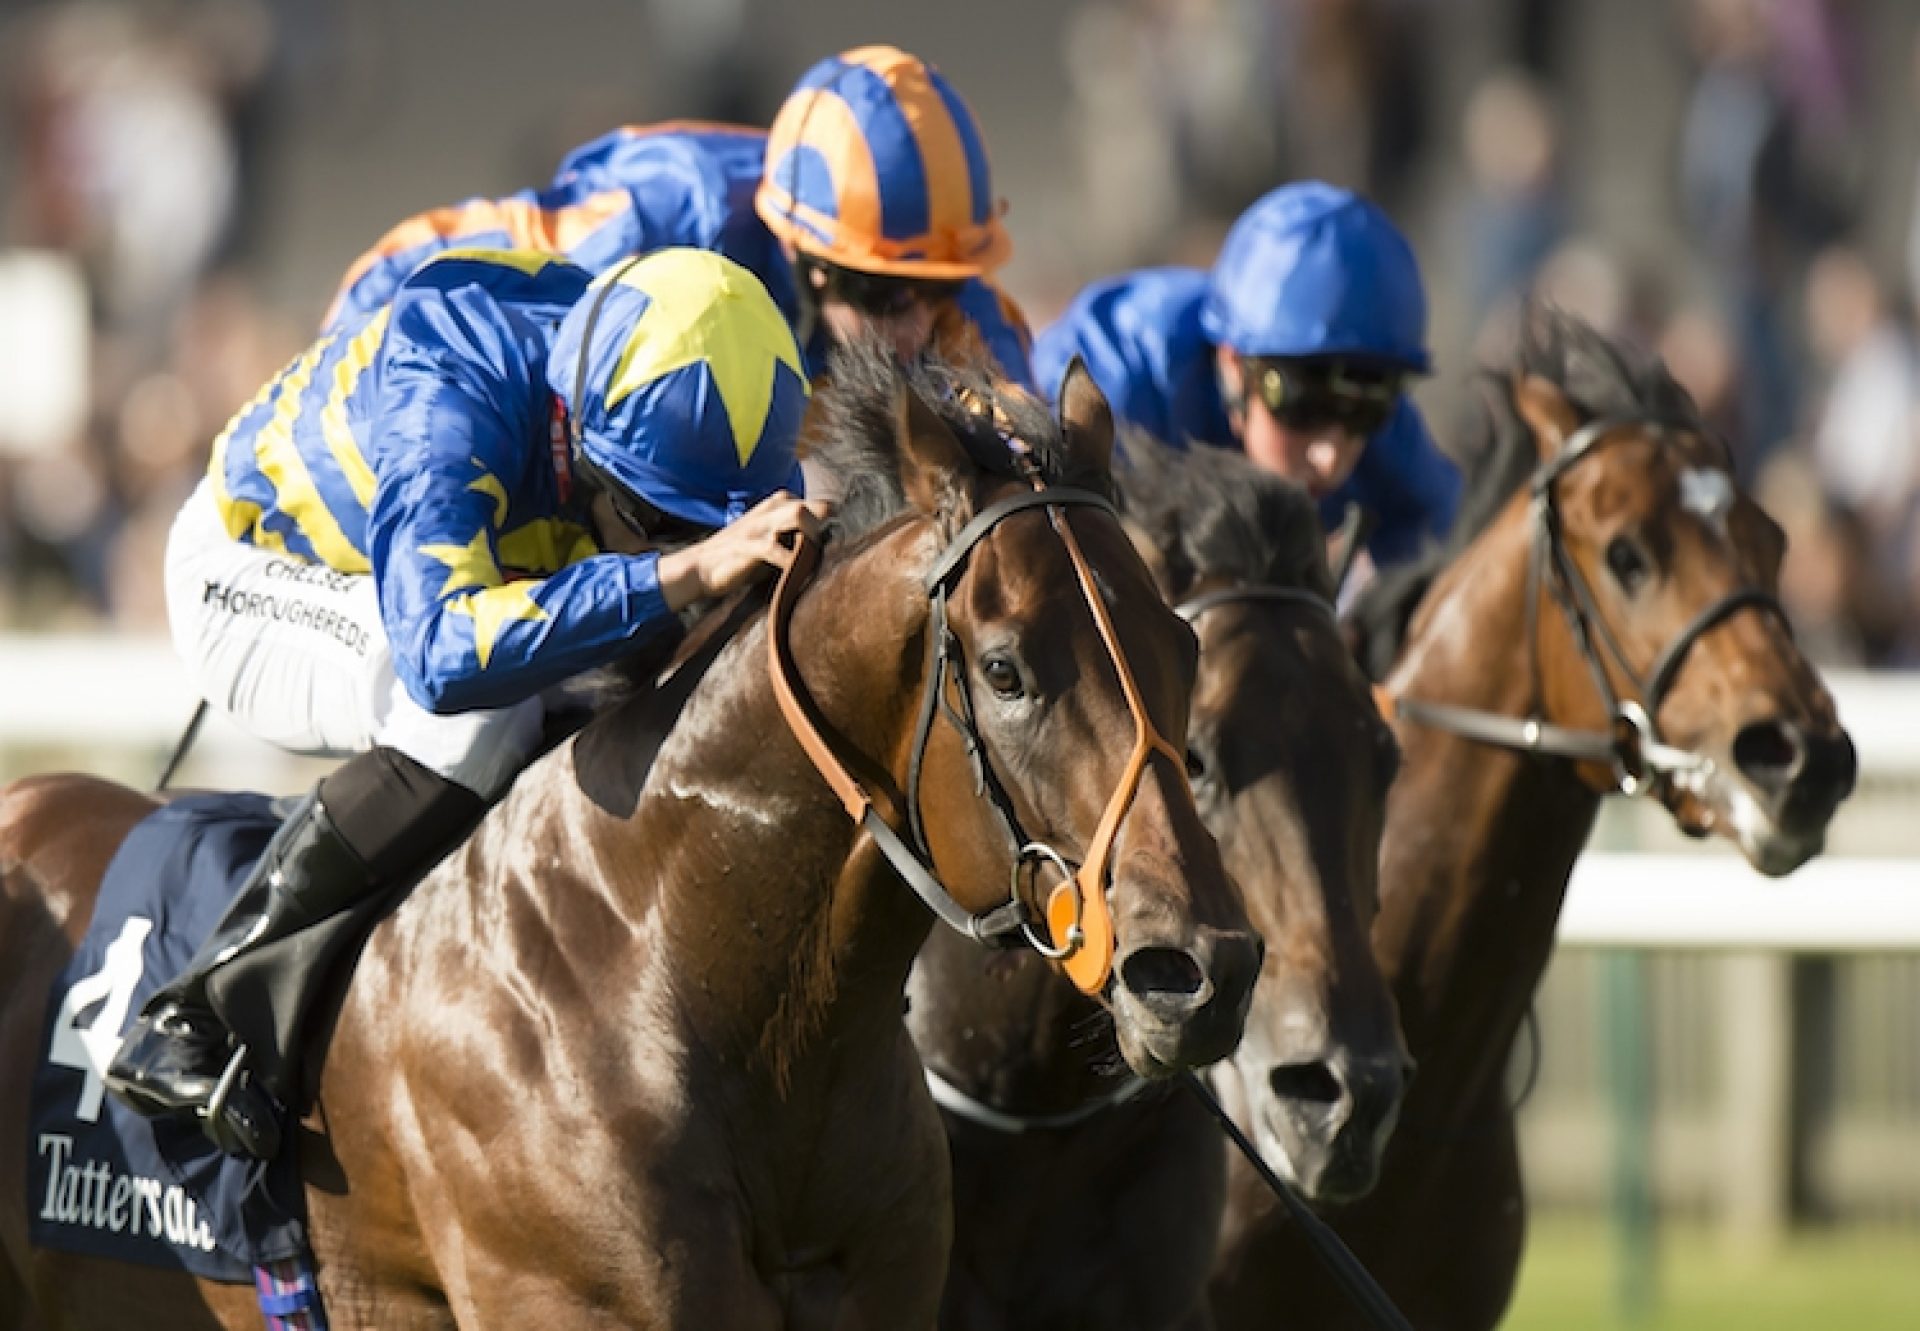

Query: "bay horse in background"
left=1209, top=307, right=1858, bottom=1331
left=910, top=434, right=1408, bottom=1331
left=0, top=347, right=1263, bottom=1330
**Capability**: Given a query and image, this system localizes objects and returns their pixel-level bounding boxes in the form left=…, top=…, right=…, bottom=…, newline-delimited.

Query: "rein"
left=1183, top=1073, right=1418, bottom=1331
left=767, top=471, right=1187, bottom=996
left=1393, top=414, right=1789, bottom=798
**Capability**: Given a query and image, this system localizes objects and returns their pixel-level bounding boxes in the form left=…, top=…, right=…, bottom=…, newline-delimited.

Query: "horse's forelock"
left=1517, top=304, right=1700, bottom=430
left=806, top=337, right=1112, bottom=546
left=1114, top=430, right=1330, bottom=603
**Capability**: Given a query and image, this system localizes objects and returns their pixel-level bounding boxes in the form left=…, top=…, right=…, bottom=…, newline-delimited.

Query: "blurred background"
left=0, top=0, right=1916, bottom=1325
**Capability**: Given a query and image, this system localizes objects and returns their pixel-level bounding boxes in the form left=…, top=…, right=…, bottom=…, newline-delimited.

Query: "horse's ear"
left=895, top=379, right=973, bottom=518
left=1056, top=357, right=1115, bottom=476
left=1513, top=374, right=1580, bottom=463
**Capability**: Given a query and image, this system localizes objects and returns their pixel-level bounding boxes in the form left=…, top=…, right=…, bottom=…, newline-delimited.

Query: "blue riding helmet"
left=548, top=248, right=811, bottom=529
left=1200, top=182, right=1431, bottom=373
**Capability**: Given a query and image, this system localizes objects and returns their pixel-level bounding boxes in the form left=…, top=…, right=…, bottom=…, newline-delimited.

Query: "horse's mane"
left=1347, top=304, right=1703, bottom=679
left=1114, top=429, right=1332, bottom=602
left=804, top=333, right=1115, bottom=544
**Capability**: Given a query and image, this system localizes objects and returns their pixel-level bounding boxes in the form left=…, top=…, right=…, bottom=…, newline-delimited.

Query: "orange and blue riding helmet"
left=755, top=46, right=1012, bottom=281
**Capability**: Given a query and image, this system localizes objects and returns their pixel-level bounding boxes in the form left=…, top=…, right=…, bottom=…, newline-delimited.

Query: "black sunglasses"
left=574, top=452, right=715, bottom=548
left=562, top=260, right=721, bottom=551
left=802, top=256, right=963, bottom=319
left=1243, top=357, right=1404, bottom=436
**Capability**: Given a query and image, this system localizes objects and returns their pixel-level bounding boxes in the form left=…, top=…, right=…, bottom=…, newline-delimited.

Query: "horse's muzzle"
left=1110, top=927, right=1262, bottom=1073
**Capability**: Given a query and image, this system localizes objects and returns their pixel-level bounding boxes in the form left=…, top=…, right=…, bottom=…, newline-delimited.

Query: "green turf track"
left=1503, top=1217, right=1920, bottom=1329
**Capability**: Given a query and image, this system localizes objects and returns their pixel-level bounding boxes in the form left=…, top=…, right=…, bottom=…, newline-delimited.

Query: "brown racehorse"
left=1210, top=309, right=1858, bottom=1331
left=909, top=435, right=1408, bottom=1331
left=0, top=348, right=1263, bottom=1330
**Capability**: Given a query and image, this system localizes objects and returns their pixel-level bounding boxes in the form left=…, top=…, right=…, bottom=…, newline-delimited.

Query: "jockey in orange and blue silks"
left=1032, top=182, right=1462, bottom=567
left=107, top=248, right=827, bottom=1155
left=324, top=47, right=1033, bottom=389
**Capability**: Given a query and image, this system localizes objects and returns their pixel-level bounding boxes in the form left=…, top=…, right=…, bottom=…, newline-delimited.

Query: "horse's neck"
left=623, top=533, right=937, bottom=1098
left=1378, top=516, right=1602, bottom=1110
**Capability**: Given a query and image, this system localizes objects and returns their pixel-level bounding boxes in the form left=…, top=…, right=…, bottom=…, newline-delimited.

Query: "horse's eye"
left=1606, top=536, right=1651, bottom=595
left=981, top=655, right=1024, bottom=699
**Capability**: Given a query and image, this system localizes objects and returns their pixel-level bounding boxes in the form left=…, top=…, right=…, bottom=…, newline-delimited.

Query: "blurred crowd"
left=1, top=0, right=1916, bottom=666
left=0, top=0, right=303, bottom=633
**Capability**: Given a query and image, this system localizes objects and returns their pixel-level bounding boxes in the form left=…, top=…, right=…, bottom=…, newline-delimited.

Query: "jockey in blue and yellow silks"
left=324, top=47, right=1033, bottom=388
left=1033, top=182, right=1462, bottom=568
left=107, top=249, right=828, bottom=1157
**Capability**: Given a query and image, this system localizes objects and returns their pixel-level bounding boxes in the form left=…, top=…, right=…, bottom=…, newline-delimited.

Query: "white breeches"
left=163, top=479, right=542, bottom=797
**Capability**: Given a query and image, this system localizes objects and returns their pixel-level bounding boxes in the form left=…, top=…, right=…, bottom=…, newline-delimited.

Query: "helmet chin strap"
left=789, top=246, right=825, bottom=355
left=563, top=253, right=652, bottom=516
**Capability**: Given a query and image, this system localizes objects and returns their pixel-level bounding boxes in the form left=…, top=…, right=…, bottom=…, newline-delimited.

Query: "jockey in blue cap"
left=325, top=46, right=1033, bottom=388
left=107, top=248, right=826, bottom=1156
left=1032, top=182, right=1461, bottom=566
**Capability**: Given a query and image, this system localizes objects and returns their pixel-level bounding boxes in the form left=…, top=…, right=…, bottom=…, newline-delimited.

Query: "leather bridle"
left=1393, top=414, right=1788, bottom=797
left=1177, top=583, right=1337, bottom=628
left=767, top=463, right=1189, bottom=995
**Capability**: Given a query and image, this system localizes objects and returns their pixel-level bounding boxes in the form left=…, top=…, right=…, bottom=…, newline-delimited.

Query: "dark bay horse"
left=909, top=435, right=1407, bottom=1330
left=0, top=350, right=1263, bottom=1330
left=1210, top=309, right=1858, bottom=1331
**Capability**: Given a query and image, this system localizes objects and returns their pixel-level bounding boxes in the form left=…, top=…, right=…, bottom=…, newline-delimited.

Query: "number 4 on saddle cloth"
left=28, top=793, right=327, bottom=1296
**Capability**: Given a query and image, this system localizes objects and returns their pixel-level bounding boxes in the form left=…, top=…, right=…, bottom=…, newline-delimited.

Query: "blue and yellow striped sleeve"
left=364, top=253, right=682, bottom=714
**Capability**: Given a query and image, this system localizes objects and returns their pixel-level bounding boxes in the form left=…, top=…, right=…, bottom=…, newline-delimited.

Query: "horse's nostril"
left=1732, top=719, right=1804, bottom=788
left=1269, top=1061, right=1343, bottom=1106
left=1119, top=946, right=1205, bottom=1001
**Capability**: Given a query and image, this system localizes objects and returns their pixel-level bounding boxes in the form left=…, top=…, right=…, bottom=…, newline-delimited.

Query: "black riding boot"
left=104, top=791, right=372, bottom=1155
left=105, top=747, right=486, bottom=1157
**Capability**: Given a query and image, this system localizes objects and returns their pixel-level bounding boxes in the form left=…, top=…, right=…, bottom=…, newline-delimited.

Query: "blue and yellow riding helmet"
left=548, top=248, right=810, bottom=531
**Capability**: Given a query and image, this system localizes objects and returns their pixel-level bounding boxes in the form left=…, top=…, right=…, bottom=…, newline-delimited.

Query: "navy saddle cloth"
left=27, top=792, right=309, bottom=1282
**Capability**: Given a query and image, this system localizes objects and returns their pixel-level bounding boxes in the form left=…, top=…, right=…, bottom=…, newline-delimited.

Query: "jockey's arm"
left=365, top=282, right=682, bottom=716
